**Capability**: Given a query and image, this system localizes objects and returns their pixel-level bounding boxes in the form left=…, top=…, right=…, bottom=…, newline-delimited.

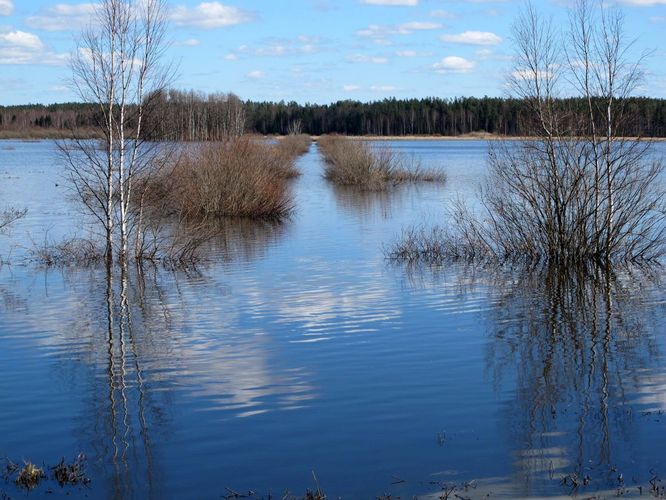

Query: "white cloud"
left=441, top=30, right=502, bottom=45
left=430, top=9, right=455, bottom=19
left=0, top=30, right=68, bottom=65
left=171, top=2, right=254, bottom=29
left=0, top=0, right=13, bottom=16
left=396, top=49, right=431, bottom=57
left=179, top=38, right=201, bottom=47
left=358, top=21, right=441, bottom=39
left=370, top=85, right=399, bottom=92
left=433, top=56, right=476, bottom=73
left=400, top=21, right=441, bottom=30
left=348, top=54, right=389, bottom=64
left=246, top=70, right=265, bottom=80
left=224, top=53, right=238, bottom=60
left=1, top=31, right=43, bottom=50
left=357, top=20, right=441, bottom=45
left=343, top=84, right=361, bottom=91
left=26, top=3, right=96, bottom=31
left=227, top=36, right=322, bottom=59
left=512, top=69, right=553, bottom=80
left=361, top=0, right=418, bottom=5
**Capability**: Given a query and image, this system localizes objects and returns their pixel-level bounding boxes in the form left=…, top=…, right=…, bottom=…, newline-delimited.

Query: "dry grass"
left=318, top=135, right=445, bottom=190
left=387, top=226, right=456, bottom=265
left=52, top=454, right=90, bottom=486
left=3, top=455, right=90, bottom=493
left=143, top=136, right=297, bottom=221
left=13, top=462, right=45, bottom=491
left=30, top=238, right=105, bottom=267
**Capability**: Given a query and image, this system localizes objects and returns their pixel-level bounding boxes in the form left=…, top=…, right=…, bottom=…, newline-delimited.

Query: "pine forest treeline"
left=3, top=94, right=666, bottom=139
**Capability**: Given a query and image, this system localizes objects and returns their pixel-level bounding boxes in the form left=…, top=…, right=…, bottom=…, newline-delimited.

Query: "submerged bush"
left=144, top=136, right=299, bottom=221
left=389, top=139, right=666, bottom=267
left=390, top=1, right=666, bottom=268
left=30, top=238, right=106, bottom=267
left=318, top=135, right=445, bottom=190
left=277, top=134, right=312, bottom=168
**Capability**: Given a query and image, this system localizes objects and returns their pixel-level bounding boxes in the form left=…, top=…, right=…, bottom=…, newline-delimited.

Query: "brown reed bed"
left=277, top=134, right=312, bottom=162
left=143, top=136, right=300, bottom=222
left=317, top=135, right=445, bottom=191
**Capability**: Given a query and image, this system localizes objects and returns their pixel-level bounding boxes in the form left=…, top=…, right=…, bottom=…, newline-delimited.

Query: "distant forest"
left=2, top=92, right=666, bottom=139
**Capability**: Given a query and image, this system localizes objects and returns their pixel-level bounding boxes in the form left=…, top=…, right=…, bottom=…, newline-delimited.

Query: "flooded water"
left=1, top=140, right=666, bottom=498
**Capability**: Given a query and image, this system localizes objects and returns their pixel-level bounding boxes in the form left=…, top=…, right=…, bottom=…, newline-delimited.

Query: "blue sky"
left=0, top=0, right=665, bottom=105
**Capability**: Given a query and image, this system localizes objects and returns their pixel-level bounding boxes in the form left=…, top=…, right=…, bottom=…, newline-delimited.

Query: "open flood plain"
left=2, top=140, right=666, bottom=498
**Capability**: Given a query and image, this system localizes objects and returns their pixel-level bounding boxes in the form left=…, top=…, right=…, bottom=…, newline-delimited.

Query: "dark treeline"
left=2, top=94, right=666, bottom=138
left=0, top=102, right=98, bottom=132
left=244, top=97, right=666, bottom=137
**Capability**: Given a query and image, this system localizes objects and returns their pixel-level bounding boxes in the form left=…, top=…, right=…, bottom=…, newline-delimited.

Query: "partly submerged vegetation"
left=318, top=135, right=445, bottom=190
left=390, top=1, right=666, bottom=268
left=3, top=455, right=89, bottom=492
left=30, top=135, right=309, bottom=267
left=143, top=135, right=308, bottom=222
left=0, top=207, right=26, bottom=233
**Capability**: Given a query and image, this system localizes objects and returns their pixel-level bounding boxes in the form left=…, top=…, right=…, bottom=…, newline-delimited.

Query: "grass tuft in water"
left=52, top=454, right=90, bottom=487
left=14, top=461, right=45, bottom=491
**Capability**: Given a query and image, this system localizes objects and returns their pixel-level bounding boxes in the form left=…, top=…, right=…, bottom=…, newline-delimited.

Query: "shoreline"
left=2, top=131, right=666, bottom=142
left=318, top=133, right=666, bottom=142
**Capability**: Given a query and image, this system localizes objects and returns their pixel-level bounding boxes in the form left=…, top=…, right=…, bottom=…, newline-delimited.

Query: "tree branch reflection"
left=487, top=265, right=662, bottom=495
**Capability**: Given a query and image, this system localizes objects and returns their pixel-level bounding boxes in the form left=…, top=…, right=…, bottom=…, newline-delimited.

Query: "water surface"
left=1, top=140, right=666, bottom=498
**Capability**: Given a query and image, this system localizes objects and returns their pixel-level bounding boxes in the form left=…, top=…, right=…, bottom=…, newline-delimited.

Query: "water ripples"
left=2, top=141, right=666, bottom=498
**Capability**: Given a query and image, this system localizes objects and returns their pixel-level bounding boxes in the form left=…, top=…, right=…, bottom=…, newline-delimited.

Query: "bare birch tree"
left=482, top=0, right=665, bottom=265
left=499, top=0, right=664, bottom=264
left=391, top=0, right=665, bottom=266
left=64, top=0, right=172, bottom=266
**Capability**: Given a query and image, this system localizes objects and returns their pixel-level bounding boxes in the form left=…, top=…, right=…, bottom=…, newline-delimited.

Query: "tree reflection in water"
left=100, top=263, right=176, bottom=499
left=59, top=217, right=306, bottom=498
left=487, top=265, right=664, bottom=496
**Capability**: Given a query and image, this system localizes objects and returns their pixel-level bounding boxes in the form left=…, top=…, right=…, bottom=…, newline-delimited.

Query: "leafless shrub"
left=142, top=137, right=295, bottom=221
left=30, top=238, right=106, bottom=267
left=318, top=135, right=445, bottom=191
left=388, top=225, right=468, bottom=265
left=390, top=1, right=666, bottom=268
left=272, top=134, right=311, bottom=178
left=0, top=208, right=26, bottom=232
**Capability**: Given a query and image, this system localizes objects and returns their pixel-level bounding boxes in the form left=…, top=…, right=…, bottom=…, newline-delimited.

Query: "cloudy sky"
left=0, top=0, right=665, bottom=105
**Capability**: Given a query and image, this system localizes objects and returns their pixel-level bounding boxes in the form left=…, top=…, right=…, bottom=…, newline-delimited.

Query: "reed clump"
left=318, top=135, right=445, bottom=190
left=52, top=454, right=90, bottom=486
left=144, top=136, right=300, bottom=221
left=14, top=462, right=45, bottom=491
